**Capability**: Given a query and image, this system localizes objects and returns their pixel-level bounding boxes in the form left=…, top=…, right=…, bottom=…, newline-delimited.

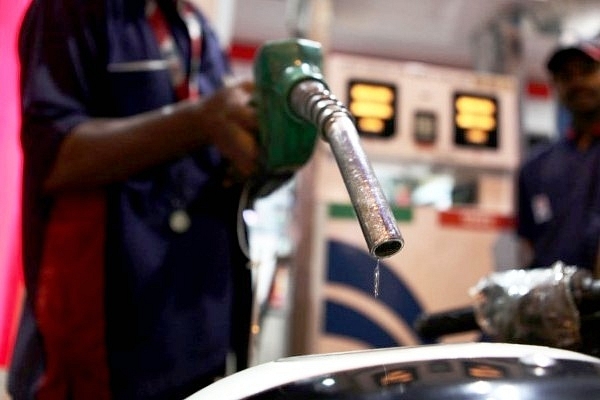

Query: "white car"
left=187, top=342, right=600, bottom=399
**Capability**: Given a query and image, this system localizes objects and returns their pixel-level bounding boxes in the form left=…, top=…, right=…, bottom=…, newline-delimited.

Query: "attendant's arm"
left=44, top=81, right=259, bottom=193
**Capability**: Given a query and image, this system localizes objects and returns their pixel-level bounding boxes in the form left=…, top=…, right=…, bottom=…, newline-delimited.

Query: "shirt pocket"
left=106, top=60, right=175, bottom=116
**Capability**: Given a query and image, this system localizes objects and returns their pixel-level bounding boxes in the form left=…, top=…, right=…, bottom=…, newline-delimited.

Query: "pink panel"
left=0, top=0, right=29, bottom=368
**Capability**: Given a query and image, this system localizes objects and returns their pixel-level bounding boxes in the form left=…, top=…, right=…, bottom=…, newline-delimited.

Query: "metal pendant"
left=169, top=209, right=191, bottom=233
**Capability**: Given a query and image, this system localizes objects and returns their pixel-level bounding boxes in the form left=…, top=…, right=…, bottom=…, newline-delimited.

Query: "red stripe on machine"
left=439, top=209, right=515, bottom=230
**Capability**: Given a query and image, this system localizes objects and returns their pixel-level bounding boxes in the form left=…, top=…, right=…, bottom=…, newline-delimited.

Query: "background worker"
left=517, top=38, right=600, bottom=275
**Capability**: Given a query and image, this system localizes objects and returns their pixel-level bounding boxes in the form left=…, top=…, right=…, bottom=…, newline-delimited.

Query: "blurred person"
left=517, top=38, right=600, bottom=274
left=8, top=0, right=259, bottom=399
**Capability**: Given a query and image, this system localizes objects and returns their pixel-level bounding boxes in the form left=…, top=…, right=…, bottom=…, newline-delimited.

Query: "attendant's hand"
left=195, top=80, right=260, bottom=185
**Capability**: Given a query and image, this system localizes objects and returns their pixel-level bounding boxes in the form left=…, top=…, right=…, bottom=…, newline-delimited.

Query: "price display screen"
left=347, top=80, right=397, bottom=138
left=453, top=92, right=498, bottom=149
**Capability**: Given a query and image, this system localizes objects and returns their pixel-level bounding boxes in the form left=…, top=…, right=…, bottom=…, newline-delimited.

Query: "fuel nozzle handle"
left=570, top=270, right=600, bottom=315
left=415, top=266, right=600, bottom=342
left=253, top=38, right=403, bottom=258
left=289, top=80, right=403, bottom=258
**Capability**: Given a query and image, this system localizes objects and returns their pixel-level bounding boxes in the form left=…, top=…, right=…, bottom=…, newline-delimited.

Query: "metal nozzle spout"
left=289, top=80, right=404, bottom=258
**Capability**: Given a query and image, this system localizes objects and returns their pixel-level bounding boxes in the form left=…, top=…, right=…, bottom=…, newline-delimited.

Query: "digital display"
left=453, top=92, right=498, bottom=149
left=347, top=80, right=397, bottom=138
left=414, top=110, right=437, bottom=145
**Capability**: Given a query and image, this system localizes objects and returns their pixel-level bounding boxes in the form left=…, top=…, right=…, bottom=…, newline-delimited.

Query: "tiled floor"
left=0, top=370, right=9, bottom=400
left=252, top=310, right=288, bottom=366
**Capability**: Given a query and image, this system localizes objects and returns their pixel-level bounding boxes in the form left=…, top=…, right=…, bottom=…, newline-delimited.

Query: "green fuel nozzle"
left=253, top=38, right=323, bottom=176
left=253, top=39, right=403, bottom=258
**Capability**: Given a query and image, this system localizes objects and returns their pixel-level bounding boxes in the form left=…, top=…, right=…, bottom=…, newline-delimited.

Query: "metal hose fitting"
left=289, top=79, right=404, bottom=258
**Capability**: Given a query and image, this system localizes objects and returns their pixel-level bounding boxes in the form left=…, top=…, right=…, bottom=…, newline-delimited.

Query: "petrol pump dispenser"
left=245, top=38, right=519, bottom=358
left=271, top=50, right=521, bottom=355
left=252, top=38, right=403, bottom=259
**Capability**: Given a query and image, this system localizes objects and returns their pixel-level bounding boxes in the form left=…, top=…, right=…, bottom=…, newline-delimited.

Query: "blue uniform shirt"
left=517, top=136, right=600, bottom=270
left=10, top=0, right=251, bottom=398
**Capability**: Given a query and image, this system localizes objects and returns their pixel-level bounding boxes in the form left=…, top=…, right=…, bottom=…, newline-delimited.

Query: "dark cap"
left=546, top=38, right=600, bottom=73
